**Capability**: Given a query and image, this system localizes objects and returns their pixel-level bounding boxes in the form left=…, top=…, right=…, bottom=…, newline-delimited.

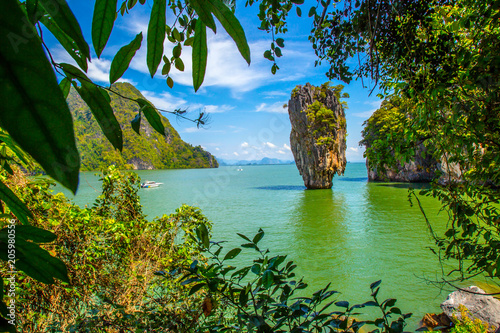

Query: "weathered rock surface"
left=288, top=83, right=347, bottom=189
left=441, top=286, right=500, bottom=331
left=366, top=144, right=439, bottom=182
left=366, top=150, right=463, bottom=184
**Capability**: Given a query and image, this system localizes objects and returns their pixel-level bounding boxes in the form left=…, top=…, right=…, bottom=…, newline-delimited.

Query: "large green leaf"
left=38, top=0, right=90, bottom=59
left=60, top=64, right=123, bottom=151
left=39, top=11, right=88, bottom=71
left=0, top=181, right=32, bottom=225
left=131, top=112, right=142, bottom=135
left=147, top=0, right=166, bottom=77
left=0, top=0, right=80, bottom=193
left=15, top=238, right=69, bottom=284
left=17, top=225, right=57, bottom=243
left=92, top=0, right=118, bottom=58
left=207, top=0, right=250, bottom=65
left=136, top=99, right=165, bottom=135
left=110, top=32, right=143, bottom=84
left=192, top=20, right=208, bottom=92
left=189, top=0, right=217, bottom=32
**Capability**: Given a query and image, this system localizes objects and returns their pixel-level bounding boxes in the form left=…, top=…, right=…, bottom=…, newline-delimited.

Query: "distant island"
left=67, top=82, right=218, bottom=171
left=217, top=157, right=295, bottom=166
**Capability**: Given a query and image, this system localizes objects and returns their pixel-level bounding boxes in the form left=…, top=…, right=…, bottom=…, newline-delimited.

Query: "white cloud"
left=352, top=100, right=383, bottom=118
left=264, top=142, right=277, bottom=149
left=255, top=101, right=288, bottom=114
left=52, top=46, right=136, bottom=85
left=215, top=147, right=220, bottom=151
left=346, top=146, right=365, bottom=162
left=204, top=104, right=234, bottom=114
left=140, top=90, right=192, bottom=111
left=184, top=127, right=201, bottom=133
left=283, top=143, right=291, bottom=150
left=241, top=142, right=249, bottom=148
left=233, top=152, right=239, bottom=156
left=121, top=15, right=318, bottom=94
left=262, top=90, right=290, bottom=99
left=277, top=150, right=286, bottom=154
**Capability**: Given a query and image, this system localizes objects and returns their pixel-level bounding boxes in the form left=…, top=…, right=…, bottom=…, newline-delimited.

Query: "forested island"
left=68, top=82, right=218, bottom=171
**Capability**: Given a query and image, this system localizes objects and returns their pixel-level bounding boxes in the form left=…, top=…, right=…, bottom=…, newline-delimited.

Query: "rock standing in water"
left=288, top=83, right=347, bottom=189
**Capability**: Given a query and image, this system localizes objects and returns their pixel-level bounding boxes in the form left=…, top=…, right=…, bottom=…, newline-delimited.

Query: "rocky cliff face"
left=366, top=144, right=439, bottom=182
left=288, top=83, right=347, bottom=189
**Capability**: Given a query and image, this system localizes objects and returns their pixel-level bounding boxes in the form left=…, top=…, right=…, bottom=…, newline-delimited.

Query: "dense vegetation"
left=0, top=0, right=499, bottom=332
left=69, top=82, right=218, bottom=171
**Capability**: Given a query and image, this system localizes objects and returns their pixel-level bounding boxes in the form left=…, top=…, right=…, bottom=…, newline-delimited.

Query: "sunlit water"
left=57, top=163, right=477, bottom=329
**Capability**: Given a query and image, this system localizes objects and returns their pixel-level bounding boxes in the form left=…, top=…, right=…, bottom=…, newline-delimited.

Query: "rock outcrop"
left=365, top=149, right=463, bottom=184
left=366, top=144, right=439, bottom=182
left=288, top=83, right=347, bottom=189
left=441, top=286, right=500, bottom=331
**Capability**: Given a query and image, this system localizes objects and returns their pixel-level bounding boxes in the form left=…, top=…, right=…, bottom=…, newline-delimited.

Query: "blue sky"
left=51, top=1, right=383, bottom=162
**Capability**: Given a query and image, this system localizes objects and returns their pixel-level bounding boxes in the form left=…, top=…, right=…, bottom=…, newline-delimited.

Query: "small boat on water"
left=141, top=181, right=163, bottom=188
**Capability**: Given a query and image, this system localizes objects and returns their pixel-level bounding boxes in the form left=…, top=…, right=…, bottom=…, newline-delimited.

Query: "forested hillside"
left=67, top=82, right=218, bottom=171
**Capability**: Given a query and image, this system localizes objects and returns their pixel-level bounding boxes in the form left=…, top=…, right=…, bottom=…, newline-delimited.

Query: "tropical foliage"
left=0, top=1, right=248, bottom=327
left=5, top=166, right=212, bottom=332
left=303, top=0, right=500, bottom=281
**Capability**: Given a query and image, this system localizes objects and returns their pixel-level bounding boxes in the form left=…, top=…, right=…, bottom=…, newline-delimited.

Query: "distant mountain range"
left=217, top=157, right=295, bottom=166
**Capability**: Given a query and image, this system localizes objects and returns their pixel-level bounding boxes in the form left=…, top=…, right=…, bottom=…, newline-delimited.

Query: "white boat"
left=141, top=181, right=163, bottom=188
left=237, top=166, right=243, bottom=171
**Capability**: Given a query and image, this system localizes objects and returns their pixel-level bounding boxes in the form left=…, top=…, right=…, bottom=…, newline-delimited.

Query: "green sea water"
left=58, top=162, right=479, bottom=329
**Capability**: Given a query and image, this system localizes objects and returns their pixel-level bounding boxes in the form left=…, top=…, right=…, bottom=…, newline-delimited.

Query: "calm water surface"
left=59, top=163, right=474, bottom=329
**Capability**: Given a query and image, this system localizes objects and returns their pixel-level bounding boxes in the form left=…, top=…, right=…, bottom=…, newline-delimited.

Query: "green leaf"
left=172, top=44, right=182, bottom=58
left=237, top=233, right=251, bottom=242
left=92, top=0, right=118, bottom=57
left=370, top=280, right=382, bottom=290
left=296, top=6, right=302, bottom=17
left=308, top=6, right=316, bottom=17
left=192, top=20, right=208, bottom=92
left=15, top=238, right=69, bottom=284
left=223, top=248, right=241, bottom=261
left=26, top=0, right=44, bottom=24
left=206, top=0, right=250, bottom=65
left=252, top=228, right=264, bottom=244
left=39, top=0, right=90, bottom=59
left=189, top=283, right=206, bottom=295
left=335, top=301, right=349, bottom=308
left=0, top=0, right=80, bottom=193
left=59, top=78, right=71, bottom=99
left=110, top=32, right=143, bottom=84
left=198, top=223, right=210, bottom=249
left=189, top=0, right=217, bottom=33
left=276, top=38, right=285, bottom=48
left=16, top=225, right=57, bottom=243
left=131, top=112, right=141, bottom=135
left=39, top=10, right=88, bottom=71
left=0, top=181, right=33, bottom=225
left=147, top=0, right=166, bottom=77
left=136, top=99, right=165, bottom=136
left=175, top=58, right=185, bottom=71
left=262, top=270, right=274, bottom=289
left=161, top=58, right=171, bottom=75
left=60, top=63, right=123, bottom=151
left=167, top=76, right=174, bottom=88
left=291, top=0, right=304, bottom=4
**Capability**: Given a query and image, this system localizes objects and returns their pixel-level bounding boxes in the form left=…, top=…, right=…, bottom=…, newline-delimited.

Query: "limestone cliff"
left=288, top=83, right=347, bottom=189
left=68, top=82, right=219, bottom=171
left=361, top=97, right=462, bottom=183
